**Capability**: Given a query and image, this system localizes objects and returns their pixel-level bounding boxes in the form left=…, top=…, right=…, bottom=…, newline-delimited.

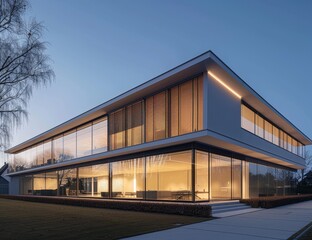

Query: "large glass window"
left=179, top=81, right=193, bottom=134
left=43, top=141, right=52, bottom=164
left=63, top=131, right=77, bottom=160
left=255, top=115, right=264, bottom=138
left=249, top=162, right=258, bottom=198
left=92, top=118, right=108, bottom=154
left=58, top=168, right=77, bottom=196
left=77, top=124, right=92, bottom=158
left=20, top=175, right=33, bottom=195
left=52, top=136, right=63, bottom=162
left=36, top=144, right=44, bottom=166
left=241, top=105, right=255, bottom=133
left=146, top=91, right=168, bottom=142
left=241, top=104, right=304, bottom=157
left=170, top=86, right=179, bottom=137
left=267, top=166, right=276, bottom=196
left=109, top=108, right=126, bottom=150
left=232, top=159, right=242, bottom=199
left=258, top=164, right=268, bottom=197
left=45, top=171, right=58, bottom=196
left=264, top=120, right=273, bottom=142
left=195, top=151, right=209, bottom=200
left=211, top=154, right=231, bottom=200
left=126, top=101, right=144, bottom=146
left=78, top=164, right=109, bottom=198
left=33, top=173, right=46, bottom=195
left=112, top=158, right=145, bottom=199
left=272, top=126, right=279, bottom=145
left=170, top=77, right=203, bottom=137
left=146, top=151, right=192, bottom=201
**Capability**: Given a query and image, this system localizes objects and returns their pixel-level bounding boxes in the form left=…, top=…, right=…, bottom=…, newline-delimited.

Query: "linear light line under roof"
left=208, top=71, right=242, bottom=99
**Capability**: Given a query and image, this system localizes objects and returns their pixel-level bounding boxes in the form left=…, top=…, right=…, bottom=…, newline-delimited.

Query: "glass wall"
left=11, top=118, right=108, bottom=172
left=11, top=75, right=203, bottom=173
left=241, top=104, right=305, bottom=157
left=19, top=149, right=297, bottom=201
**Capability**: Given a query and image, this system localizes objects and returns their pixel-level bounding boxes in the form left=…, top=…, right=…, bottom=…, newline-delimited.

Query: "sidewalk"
left=125, top=201, right=312, bottom=240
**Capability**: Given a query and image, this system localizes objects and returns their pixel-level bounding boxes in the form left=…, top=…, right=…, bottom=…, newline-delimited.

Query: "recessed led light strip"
left=208, top=71, right=242, bottom=99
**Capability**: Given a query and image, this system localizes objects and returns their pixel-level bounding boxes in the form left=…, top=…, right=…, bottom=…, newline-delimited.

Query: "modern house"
left=5, top=51, right=311, bottom=202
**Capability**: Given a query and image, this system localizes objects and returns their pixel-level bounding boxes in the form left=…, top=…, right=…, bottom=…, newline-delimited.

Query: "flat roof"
left=6, top=50, right=312, bottom=154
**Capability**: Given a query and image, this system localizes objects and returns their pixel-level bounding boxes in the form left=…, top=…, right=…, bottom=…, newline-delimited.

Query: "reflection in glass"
left=52, top=136, right=63, bottom=162
left=249, top=163, right=258, bottom=198
left=58, top=168, right=77, bottom=196
left=77, top=124, right=92, bottom=158
left=43, top=141, right=52, bottom=164
left=92, top=118, right=107, bottom=154
left=258, top=164, right=268, bottom=197
left=63, top=131, right=77, bottom=160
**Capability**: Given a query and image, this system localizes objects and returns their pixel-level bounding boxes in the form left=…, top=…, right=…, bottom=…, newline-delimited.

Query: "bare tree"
left=0, top=0, right=54, bottom=148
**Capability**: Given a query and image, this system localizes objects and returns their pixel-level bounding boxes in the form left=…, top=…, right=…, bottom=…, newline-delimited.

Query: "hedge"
left=240, top=194, right=312, bottom=208
left=0, top=195, right=211, bottom=217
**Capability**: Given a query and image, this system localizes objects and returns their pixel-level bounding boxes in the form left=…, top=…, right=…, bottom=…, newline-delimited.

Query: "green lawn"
left=0, top=198, right=207, bottom=240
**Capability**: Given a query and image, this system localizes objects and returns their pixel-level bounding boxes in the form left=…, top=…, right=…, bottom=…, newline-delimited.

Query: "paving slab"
left=124, top=200, right=312, bottom=240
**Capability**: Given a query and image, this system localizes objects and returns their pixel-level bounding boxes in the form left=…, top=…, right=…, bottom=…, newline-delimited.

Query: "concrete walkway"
left=125, top=201, right=312, bottom=240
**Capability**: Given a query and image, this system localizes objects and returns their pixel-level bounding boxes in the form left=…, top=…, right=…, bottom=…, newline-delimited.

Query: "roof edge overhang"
left=6, top=50, right=312, bottom=154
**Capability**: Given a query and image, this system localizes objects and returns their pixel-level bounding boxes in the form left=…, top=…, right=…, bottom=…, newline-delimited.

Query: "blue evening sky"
left=5, top=0, right=312, bottom=162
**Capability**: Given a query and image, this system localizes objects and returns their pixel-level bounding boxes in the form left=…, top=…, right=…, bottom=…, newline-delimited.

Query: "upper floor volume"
left=5, top=51, right=312, bottom=174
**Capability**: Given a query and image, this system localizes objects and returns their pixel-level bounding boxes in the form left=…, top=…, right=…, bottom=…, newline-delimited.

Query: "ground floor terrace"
left=16, top=144, right=298, bottom=202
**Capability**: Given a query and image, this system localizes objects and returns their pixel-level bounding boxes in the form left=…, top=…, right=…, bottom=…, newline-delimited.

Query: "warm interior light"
left=208, top=71, right=242, bottom=99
